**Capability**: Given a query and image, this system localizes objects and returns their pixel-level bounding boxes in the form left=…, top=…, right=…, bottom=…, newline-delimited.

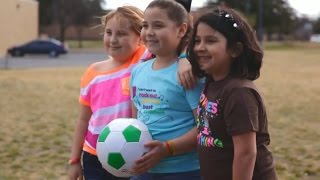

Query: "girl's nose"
left=110, top=35, right=118, bottom=44
left=195, top=42, right=205, bottom=51
left=146, top=28, right=155, bottom=36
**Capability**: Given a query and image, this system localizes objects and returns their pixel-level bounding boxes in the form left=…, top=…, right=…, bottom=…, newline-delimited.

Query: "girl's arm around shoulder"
left=178, top=57, right=198, bottom=89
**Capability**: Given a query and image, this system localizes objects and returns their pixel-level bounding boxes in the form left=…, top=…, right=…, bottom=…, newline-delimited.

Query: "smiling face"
left=103, top=16, right=141, bottom=61
left=141, top=7, right=182, bottom=57
left=194, top=22, right=233, bottom=79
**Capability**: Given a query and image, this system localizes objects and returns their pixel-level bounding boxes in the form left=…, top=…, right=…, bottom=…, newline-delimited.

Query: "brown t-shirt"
left=197, top=76, right=277, bottom=180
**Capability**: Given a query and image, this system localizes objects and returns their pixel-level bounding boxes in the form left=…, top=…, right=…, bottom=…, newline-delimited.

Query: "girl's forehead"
left=197, top=23, right=216, bottom=32
left=197, top=23, right=224, bottom=37
left=144, top=7, right=169, bottom=20
left=106, top=16, right=131, bottom=29
left=144, top=7, right=163, bottom=13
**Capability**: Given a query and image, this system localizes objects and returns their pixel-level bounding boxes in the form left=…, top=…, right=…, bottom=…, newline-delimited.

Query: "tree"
left=313, top=17, right=320, bottom=34
left=38, top=0, right=54, bottom=34
left=204, top=0, right=297, bottom=40
left=38, top=0, right=104, bottom=43
left=38, top=0, right=53, bottom=26
left=73, top=0, right=105, bottom=47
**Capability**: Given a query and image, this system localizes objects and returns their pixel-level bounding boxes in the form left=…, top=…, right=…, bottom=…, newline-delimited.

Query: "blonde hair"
left=101, top=6, right=144, bottom=35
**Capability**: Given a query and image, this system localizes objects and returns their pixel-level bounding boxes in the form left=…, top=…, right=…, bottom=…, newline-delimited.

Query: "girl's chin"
left=199, top=65, right=209, bottom=71
left=146, top=48, right=157, bottom=55
left=108, top=50, right=122, bottom=55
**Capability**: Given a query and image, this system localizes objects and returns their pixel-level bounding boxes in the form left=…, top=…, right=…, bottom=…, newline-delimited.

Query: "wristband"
left=164, top=141, right=175, bottom=156
left=65, top=157, right=81, bottom=171
left=68, top=157, right=80, bottom=165
left=167, top=141, right=175, bottom=155
left=178, top=53, right=187, bottom=59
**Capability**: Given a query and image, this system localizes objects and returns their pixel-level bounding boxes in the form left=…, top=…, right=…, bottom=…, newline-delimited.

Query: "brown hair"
left=101, top=6, right=144, bottom=35
left=146, top=0, right=192, bottom=56
left=188, top=7, right=263, bottom=80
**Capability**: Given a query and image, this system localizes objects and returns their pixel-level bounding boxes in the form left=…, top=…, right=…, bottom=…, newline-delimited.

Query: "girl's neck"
left=152, top=52, right=178, bottom=70
left=211, top=67, right=231, bottom=81
left=110, top=57, right=127, bottom=66
left=110, top=51, right=136, bottom=67
left=211, top=73, right=229, bottom=81
left=93, top=57, right=127, bottom=72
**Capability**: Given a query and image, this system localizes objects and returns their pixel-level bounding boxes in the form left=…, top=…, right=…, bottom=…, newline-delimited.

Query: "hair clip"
left=217, top=10, right=241, bottom=30
left=233, top=23, right=238, bottom=28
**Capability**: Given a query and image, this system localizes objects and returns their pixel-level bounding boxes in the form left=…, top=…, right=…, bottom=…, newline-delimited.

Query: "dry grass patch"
left=256, top=49, right=320, bottom=179
left=0, top=48, right=319, bottom=179
left=0, top=68, right=84, bottom=179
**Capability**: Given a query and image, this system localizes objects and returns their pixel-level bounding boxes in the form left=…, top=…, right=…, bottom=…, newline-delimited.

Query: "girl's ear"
left=178, top=23, right=188, bottom=38
left=138, top=38, right=143, bottom=45
left=230, top=42, right=243, bottom=58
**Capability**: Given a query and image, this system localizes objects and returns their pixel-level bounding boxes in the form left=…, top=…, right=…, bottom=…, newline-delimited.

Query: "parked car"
left=7, top=39, right=68, bottom=57
left=310, top=34, right=320, bottom=43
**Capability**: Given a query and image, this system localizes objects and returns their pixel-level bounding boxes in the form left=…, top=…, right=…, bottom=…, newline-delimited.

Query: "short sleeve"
left=79, top=65, right=94, bottom=106
left=130, top=65, right=137, bottom=101
left=224, top=88, right=259, bottom=135
left=185, top=80, right=204, bottom=110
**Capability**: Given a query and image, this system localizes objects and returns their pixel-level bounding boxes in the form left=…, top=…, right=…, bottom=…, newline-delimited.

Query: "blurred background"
left=0, top=0, right=319, bottom=180
left=0, top=0, right=320, bottom=55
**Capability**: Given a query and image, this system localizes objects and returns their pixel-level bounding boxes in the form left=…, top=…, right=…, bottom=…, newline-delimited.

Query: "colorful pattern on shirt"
left=197, top=92, right=224, bottom=148
left=79, top=46, right=150, bottom=155
left=130, top=59, right=203, bottom=173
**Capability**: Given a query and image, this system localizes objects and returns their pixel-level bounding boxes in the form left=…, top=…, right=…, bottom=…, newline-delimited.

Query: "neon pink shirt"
left=79, top=46, right=150, bottom=155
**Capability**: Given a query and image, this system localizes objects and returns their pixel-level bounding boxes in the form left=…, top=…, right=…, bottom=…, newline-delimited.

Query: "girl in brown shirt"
left=188, top=7, right=277, bottom=180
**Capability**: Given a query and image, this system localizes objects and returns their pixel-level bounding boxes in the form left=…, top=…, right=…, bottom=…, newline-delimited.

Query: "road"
left=0, top=50, right=107, bottom=69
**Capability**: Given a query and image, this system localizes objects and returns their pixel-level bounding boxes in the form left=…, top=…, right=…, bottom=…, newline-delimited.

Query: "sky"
left=104, top=0, right=320, bottom=18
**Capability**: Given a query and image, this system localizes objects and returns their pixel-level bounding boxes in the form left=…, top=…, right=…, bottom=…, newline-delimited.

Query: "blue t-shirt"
left=130, top=59, right=203, bottom=173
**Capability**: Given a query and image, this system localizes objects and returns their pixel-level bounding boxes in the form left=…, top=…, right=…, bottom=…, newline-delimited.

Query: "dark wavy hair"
left=188, top=7, right=263, bottom=80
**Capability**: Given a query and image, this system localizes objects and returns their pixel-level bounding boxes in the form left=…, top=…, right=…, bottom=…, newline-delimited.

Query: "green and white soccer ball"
left=96, top=118, right=153, bottom=177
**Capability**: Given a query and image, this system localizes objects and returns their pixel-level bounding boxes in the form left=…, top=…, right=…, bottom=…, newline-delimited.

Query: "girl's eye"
left=154, top=24, right=163, bottom=28
left=118, top=32, right=127, bottom=36
left=105, top=31, right=111, bottom=35
left=194, top=38, right=201, bottom=44
left=142, top=24, right=148, bottom=28
left=206, top=39, right=217, bottom=44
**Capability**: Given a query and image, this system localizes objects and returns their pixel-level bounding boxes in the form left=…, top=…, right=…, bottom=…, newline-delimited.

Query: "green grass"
left=0, top=47, right=320, bottom=179
left=264, top=41, right=320, bottom=50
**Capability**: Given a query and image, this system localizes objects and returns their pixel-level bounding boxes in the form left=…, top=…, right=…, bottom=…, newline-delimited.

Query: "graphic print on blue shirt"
left=197, top=92, right=224, bottom=148
left=132, top=86, right=172, bottom=125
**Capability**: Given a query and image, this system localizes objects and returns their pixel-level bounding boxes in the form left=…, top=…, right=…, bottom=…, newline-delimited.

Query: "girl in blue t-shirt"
left=130, top=0, right=202, bottom=180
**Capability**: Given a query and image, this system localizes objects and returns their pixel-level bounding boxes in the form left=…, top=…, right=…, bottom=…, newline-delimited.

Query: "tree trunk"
left=59, top=25, right=66, bottom=43
left=77, top=28, right=83, bottom=48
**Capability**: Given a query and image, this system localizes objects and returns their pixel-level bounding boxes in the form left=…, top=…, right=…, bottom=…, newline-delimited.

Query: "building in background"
left=0, top=0, right=38, bottom=56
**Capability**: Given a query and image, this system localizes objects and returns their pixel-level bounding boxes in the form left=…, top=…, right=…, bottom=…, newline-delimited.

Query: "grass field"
left=0, top=44, right=319, bottom=179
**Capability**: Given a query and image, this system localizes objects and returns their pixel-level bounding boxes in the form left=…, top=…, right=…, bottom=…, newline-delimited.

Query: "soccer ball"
left=96, top=118, right=153, bottom=177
